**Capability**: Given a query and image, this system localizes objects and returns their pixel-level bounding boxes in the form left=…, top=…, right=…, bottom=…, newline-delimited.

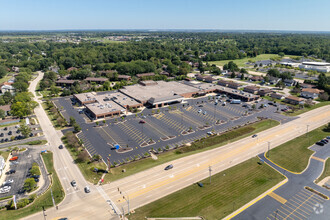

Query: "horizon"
left=1, top=0, right=330, bottom=31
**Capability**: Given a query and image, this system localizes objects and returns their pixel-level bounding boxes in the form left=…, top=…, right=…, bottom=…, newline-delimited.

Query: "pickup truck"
left=9, top=156, right=18, bottom=161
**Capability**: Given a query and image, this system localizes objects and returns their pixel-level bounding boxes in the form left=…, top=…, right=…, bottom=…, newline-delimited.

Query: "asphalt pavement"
left=234, top=141, right=330, bottom=220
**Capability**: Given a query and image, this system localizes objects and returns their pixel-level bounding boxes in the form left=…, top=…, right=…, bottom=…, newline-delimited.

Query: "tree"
left=319, top=92, right=329, bottom=101
left=276, top=81, right=286, bottom=89
left=73, top=123, right=81, bottom=133
left=318, top=73, right=328, bottom=89
left=76, top=150, right=89, bottom=163
left=19, top=124, right=32, bottom=138
left=23, top=178, right=37, bottom=192
left=50, top=86, right=60, bottom=97
left=278, top=52, right=285, bottom=57
left=0, top=109, right=5, bottom=119
left=11, top=101, right=38, bottom=118
left=92, top=154, right=102, bottom=162
left=0, top=65, right=7, bottom=78
left=230, top=72, right=236, bottom=78
left=240, top=68, right=248, bottom=74
left=69, top=116, right=76, bottom=126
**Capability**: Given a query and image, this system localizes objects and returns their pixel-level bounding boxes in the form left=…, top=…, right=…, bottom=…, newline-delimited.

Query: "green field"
left=267, top=125, right=330, bottom=173
left=0, top=152, right=64, bottom=220
left=0, top=74, right=12, bottom=84
left=208, top=54, right=280, bottom=67
left=129, top=157, right=285, bottom=220
left=105, top=119, right=279, bottom=182
left=316, top=158, right=330, bottom=184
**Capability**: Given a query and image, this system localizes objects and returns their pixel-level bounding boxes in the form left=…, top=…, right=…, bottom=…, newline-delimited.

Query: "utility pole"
left=209, top=165, right=212, bottom=184
left=42, top=206, right=47, bottom=220
left=267, top=141, right=270, bottom=157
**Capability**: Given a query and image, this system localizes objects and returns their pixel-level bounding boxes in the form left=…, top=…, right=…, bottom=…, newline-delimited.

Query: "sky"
left=1, top=0, right=330, bottom=31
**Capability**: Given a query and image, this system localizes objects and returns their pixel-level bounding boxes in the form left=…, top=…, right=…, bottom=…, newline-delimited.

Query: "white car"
left=207, top=131, right=213, bottom=135
left=7, top=179, right=14, bottom=183
left=203, top=111, right=207, bottom=115
left=198, top=109, right=202, bottom=113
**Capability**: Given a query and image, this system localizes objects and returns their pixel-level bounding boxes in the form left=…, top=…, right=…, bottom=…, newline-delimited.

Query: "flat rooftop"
left=120, top=81, right=200, bottom=103
left=74, top=92, right=97, bottom=103
left=100, top=92, right=140, bottom=107
left=85, top=99, right=125, bottom=115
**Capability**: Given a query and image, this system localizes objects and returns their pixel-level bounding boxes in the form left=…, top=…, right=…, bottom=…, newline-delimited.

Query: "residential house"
left=117, top=75, right=131, bottom=81
left=160, top=71, right=170, bottom=76
left=243, top=86, right=260, bottom=94
left=250, top=75, right=264, bottom=82
left=195, top=74, right=204, bottom=81
left=300, top=83, right=315, bottom=89
left=285, top=96, right=305, bottom=105
left=84, top=77, right=108, bottom=84
left=258, top=89, right=273, bottom=96
left=284, top=79, right=298, bottom=87
left=270, top=93, right=285, bottom=100
left=204, top=76, right=216, bottom=83
left=0, top=105, right=11, bottom=117
left=55, top=79, right=77, bottom=87
left=11, top=66, right=19, bottom=73
left=300, top=88, right=323, bottom=99
left=268, top=76, right=281, bottom=85
left=1, top=84, right=15, bottom=94
left=136, top=72, right=155, bottom=78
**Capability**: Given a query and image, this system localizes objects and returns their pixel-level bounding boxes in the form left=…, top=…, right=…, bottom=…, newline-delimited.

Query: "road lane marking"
left=268, top=192, right=287, bottom=204
left=311, top=156, right=325, bottom=163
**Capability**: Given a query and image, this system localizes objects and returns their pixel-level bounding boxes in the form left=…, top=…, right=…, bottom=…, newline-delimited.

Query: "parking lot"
left=0, top=124, right=42, bottom=144
left=54, top=94, right=293, bottom=165
left=0, top=148, right=48, bottom=199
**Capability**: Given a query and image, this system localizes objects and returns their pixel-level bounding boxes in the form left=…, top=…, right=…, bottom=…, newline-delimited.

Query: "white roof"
left=301, top=61, right=330, bottom=66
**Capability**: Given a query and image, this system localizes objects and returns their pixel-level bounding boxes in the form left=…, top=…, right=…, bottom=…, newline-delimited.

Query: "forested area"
left=0, top=31, right=329, bottom=113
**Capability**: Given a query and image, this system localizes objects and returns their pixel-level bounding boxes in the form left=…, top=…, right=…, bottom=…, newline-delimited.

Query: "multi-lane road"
left=24, top=72, right=330, bottom=220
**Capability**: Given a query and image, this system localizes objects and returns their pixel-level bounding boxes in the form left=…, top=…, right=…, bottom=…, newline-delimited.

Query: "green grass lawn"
left=268, top=125, right=330, bottom=173
left=284, top=101, right=330, bottom=116
left=0, top=152, right=64, bottom=220
left=0, top=150, right=10, bottom=161
left=105, top=119, right=279, bottom=182
left=129, top=157, right=285, bottom=220
left=316, top=158, right=330, bottom=184
left=208, top=54, right=280, bottom=67
left=0, top=74, right=12, bottom=84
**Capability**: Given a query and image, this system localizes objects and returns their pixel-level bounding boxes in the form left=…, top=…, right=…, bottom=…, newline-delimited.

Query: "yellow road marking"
left=286, top=201, right=311, bottom=216
left=311, top=156, right=325, bottom=163
left=268, top=192, right=287, bottom=204
left=286, top=194, right=314, bottom=220
left=100, top=127, right=117, bottom=144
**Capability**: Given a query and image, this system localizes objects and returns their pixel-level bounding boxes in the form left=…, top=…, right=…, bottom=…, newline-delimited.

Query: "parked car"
left=71, top=180, right=77, bottom=187
left=207, top=131, right=213, bottom=135
left=0, top=133, right=3, bottom=137
left=203, top=111, right=207, bottom=115
left=164, top=164, right=173, bottom=170
left=327, top=136, right=330, bottom=140
left=84, top=186, right=90, bottom=193
left=252, top=134, right=258, bottom=138
left=198, top=105, right=203, bottom=107
left=4, top=127, right=7, bottom=131
left=316, top=142, right=325, bottom=146
left=34, top=178, right=39, bottom=182
left=6, top=170, right=16, bottom=175
left=8, top=131, right=12, bottom=135
left=59, top=145, right=64, bottom=149
left=322, top=139, right=328, bottom=143
left=139, top=120, right=146, bottom=124
left=9, top=156, right=18, bottom=161
left=320, top=140, right=328, bottom=144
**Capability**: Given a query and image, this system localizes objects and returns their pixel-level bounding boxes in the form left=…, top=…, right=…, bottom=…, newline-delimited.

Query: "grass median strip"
left=129, top=157, right=285, bottom=220
left=267, top=125, right=330, bottom=173
left=316, top=158, right=330, bottom=184
left=0, top=151, right=64, bottom=220
left=105, top=119, right=279, bottom=182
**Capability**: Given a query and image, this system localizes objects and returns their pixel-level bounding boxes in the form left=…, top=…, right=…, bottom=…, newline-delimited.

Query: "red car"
left=139, top=120, right=146, bottom=124
left=9, top=156, right=18, bottom=161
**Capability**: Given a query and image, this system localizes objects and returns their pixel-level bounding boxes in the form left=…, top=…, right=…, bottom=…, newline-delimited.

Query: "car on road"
left=84, top=186, right=90, bottom=193
left=6, top=169, right=16, bottom=175
left=164, top=164, right=173, bottom=170
left=252, top=134, right=258, bottom=138
left=198, top=105, right=203, bottom=107
left=316, top=142, right=325, bottom=146
left=141, top=116, right=146, bottom=119
left=59, top=145, right=64, bottom=149
left=71, top=180, right=77, bottom=187
left=207, top=131, right=214, bottom=135
left=139, top=120, right=146, bottom=124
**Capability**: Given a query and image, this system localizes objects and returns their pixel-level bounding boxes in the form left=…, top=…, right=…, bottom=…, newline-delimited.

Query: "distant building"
left=300, top=83, right=315, bottom=89
left=243, top=86, right=260, bottom=94
left=136, top=72, right=155, bottom=78
left=117, top=75, right=131, bottom=81
left=55, top=79, right=77, bottom=87
left=268, top=76, right=281, bottom=85
left=84, top=77, right=108, bottom=84
left=285, top=96, right=305, bottom=105
left=270, top=93, right=285, bottom=100
left=298, top=62, right=330, bottom=73
left=283, top=79, right=298, bottom=87
left=160, top=71, right=170, bottom=76
left=250, top=76, right=263, bottom=82
left=300, top=88, right=323, bottom=99
left=258, top=89, right=273, bottom=96
left=1, top=84, right=15, bottom=94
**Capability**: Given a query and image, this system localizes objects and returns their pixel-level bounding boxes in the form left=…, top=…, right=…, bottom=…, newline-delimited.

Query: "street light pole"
left=209, top=165, right=212, bottom=184
left=306, top=124, right=310, bottom=145
left=120, top=191, right=130, bottom=215
left=267, top=141, right=270, bottom=157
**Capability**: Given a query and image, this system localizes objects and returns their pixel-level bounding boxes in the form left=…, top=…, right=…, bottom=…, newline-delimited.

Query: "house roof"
left=244, top=86, right=260, bottom=91
left=301, top=88, right=321, bottom=94
left=117, top=75, right=131, bottom=79
left=136, top=72, right=155, bottom=78
left=286, top=96, right=303, bottom=101
left=56, top=79, right=76, bottom=84
left=0, top=105, right=10, bottom=112
left=271, top=93, right=284, bottom=98
left=84, top=77, right=108, bottom=82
